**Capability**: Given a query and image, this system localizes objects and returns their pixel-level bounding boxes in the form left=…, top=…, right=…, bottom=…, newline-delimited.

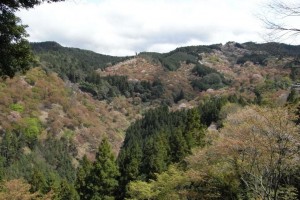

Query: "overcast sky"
left=18, top=0, right=275, bottom=56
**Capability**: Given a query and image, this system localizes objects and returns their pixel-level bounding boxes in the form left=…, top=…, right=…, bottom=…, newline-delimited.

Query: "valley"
left=0, top=41, right=299, bottom=199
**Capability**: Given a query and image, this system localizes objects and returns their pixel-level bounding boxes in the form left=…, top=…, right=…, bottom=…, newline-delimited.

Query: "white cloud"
left=17, top=0, right=272, bottom=56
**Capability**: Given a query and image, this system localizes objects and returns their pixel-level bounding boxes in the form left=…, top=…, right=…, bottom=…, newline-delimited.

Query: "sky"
left=17, top=0, right=279, bottom=56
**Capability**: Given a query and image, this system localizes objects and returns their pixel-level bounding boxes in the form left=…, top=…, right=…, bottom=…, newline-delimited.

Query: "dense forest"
left=0, top=40, right=299, bottom=200
left=31, top=42, right=132, bottom=82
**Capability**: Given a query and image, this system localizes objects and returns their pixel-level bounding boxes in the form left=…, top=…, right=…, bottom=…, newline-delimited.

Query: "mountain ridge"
left=0, top=40, right=299, bottom=198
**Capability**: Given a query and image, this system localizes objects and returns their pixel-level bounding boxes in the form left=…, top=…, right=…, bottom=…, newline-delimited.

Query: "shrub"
left=10, top=103, right=24, bottom=113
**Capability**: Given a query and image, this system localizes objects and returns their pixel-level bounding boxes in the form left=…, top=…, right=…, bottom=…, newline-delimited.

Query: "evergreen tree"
left=75, top=155, right=92, bottom=200
left=287, top=88, right=298, bottom=103
left=118, top=140, right=143, bottom=200
left=0, top=131, right=22, bottom=166
left=170, top=128, right=189, bottom=163
left=0, top=0, right=63, bottom=77
left=87, top=138, right=120, bottom=200
left=29, top=168, right=49, bottom=194
left=117, top=106, right=209, bottom=197
left=141, top=134, right=169, bottom=179
left=199, top=97, right=227, bottom=126
left=54, top=179, right=79, bottom=200
left=185, top=108, right=205, bottom=147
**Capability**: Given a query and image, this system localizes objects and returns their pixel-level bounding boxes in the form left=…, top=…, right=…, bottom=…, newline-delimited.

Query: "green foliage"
left=0, top=0, right=64, bottom=78
left=89, top=138, right=120, bottom=199
left=38, top=137, right=77, bottom=182
left=199, top=96, right=228, bottom=126
left=0, top=131, right=24, bottom=167
left=287, top=88, right=299, bottom=104
left=194, top=106, right=300, bottom=199
left=127, top=180, right=154, bottom=200
left=75, top=155, right=92, bottom=200
left=9, top=103, right=24, bottom=112
left=127, top=165, right=188, bottom=200
left=0, top=10, right=34, bottom=78
left=253, top=77, right=292, bottom=105
left=1, top=0, right=64, bottom=10
left=242, top=42, right=300, bottom=57
left=185, top=108, right=206, bottom=147
left=0, top=132, right=77, bottom=194
left=236, top=53, right=268, bottom=65
left=277, top=186, right=298, bottom=200
left=76, top=139, right=120, bottom=200
left=140, top=44, right=218, bottom=71
left=203, top=73, right=222, bottom=85
left=160, top=52, right=198, bottom=71
left=20, top=117, right=41, bottom=145
left=142, top=134, right=169, bottom=178
left=191, top=64, right=229, bottom=91
left=138, top=106, right=299, bottom=200
left=80, top=74, right=164, bottom=102
left=54, top=179, right=79, bottom=200
left=118, top=106, right=206, bottom=197
left=29, top=168, right=49, bottom=194
left=192, top=64, right=217, bottom=77
left=169, top=129, right=189, bottom=163
left=31, top=42, right=131, bottom=82
left=174, top=44, right=221, bottom=54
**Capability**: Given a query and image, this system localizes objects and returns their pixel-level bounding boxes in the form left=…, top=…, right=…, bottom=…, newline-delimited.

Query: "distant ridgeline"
left=31, top=42, right=164, bottom=102
left=242, top=42, right=300, bottom=57
left=238, top=42, right=300, bottom=81
left=30, top=42, right=225, bottom=102
left=139, top=44, right=221, bottom=71
left=31, top=42, right=132, bottom=82
left=31, top=41, right=300, bottom=103
left=236, top=42, right=300, bottom=67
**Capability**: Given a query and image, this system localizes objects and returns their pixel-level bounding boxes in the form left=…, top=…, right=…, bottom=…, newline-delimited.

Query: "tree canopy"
left=75, top=138, right=120, bottom=200
left=0, top=0, right=64, bottom=78
left=1, top=0, right=64, bottom=11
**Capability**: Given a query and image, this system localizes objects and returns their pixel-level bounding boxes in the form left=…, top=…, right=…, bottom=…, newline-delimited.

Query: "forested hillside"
left=0, top=41, right=299, bottom=199
left=31, top=42, right=132, bottom=82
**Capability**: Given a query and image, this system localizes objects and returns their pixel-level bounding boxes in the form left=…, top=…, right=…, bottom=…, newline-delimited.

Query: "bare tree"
left=187, top=106, right=300, bottom=199
left=219, top=106, right=300, bottom=199
left=262, top=0, right=300, bottom=42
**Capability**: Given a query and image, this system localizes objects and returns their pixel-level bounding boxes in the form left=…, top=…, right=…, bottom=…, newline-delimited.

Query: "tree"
left=186, top=106, right=300, bottom=199
left=29, top=168, right=49, bottom=194
left=0, top=0, right=63, bottom=78
left=0, top=11, right=33, bottom=78
left=193, top=106, right=300, bottom=199
left=0, top=179, right=39, bottom=200
left=86, top=138, right=120, bottom=200
left=262, top=0, right=300, bottom=41
left=141, top=134, right=169, bottom=179
left=127, top=165, right=188, bottom=200
left=170, top=128, right=189, bottom=163
left=117, top=140, right=143, bottom=199
left=54, top=180, right=79, bottom=200
left=185, top=108, right=205, bottom=147
left=287, top=88, right=299, bottom=103
left=75, top=155, right=92, bottom=200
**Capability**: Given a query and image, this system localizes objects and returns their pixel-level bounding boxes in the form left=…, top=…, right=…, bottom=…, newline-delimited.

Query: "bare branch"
left=269, top=0, right=300, bottom=17
left=261, top=0, right=300, bottom=42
